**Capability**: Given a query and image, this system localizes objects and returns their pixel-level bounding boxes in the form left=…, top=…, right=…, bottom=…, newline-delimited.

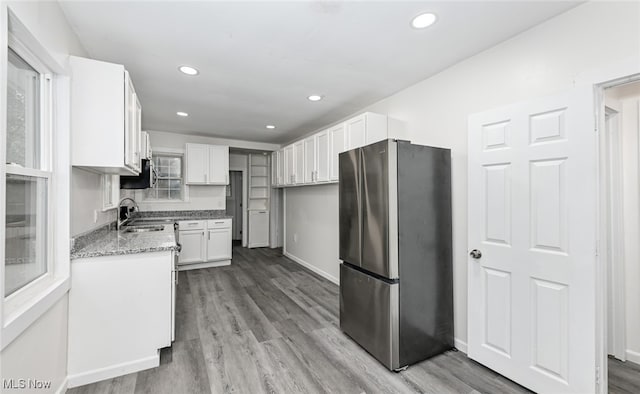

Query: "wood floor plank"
left=311, top=326, right=417, bottom=394
left=66, top=373, right=137, bottom=394
left=174, top=272, right=200, bottom=342
left=71, top=245, right=584, bottom=394
left=133, top=339, right=211, bottom=394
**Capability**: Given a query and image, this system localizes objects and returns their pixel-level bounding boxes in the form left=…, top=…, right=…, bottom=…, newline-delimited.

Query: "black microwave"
left=120, top=159, right=157, bottom=189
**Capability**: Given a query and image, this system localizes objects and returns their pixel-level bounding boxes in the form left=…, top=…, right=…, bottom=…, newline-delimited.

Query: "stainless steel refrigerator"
left=339, top=139, right=453, bottom=371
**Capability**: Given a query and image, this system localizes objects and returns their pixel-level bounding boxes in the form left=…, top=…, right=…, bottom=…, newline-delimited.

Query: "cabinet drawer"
left=178, top=220, right=205, bottom=230
left=208, top=219, right=231, bottom=229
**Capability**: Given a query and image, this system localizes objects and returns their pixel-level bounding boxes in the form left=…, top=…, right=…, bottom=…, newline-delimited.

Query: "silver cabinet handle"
left=208, top=231, right=211, bottom=240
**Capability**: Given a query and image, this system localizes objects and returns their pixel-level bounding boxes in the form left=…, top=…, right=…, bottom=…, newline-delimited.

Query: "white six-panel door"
left=468, top=87, right=597, bottom=393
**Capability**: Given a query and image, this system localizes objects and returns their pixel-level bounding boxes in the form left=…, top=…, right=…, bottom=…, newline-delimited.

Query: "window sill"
left=1, top=275, right=70, bottom=349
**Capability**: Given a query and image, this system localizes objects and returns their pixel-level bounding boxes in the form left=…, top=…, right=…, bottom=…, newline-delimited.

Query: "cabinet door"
left=284, top=145, right=294, bottom=185
left=316, top=130, right=330, bottom=182
left=207, top=228, right=232, bottom=261
left=208, top=145, right=229, bottom=184
left=346, top=114, right=366, bottom=150
left=123, top=72, right=139, bottom=173
left=271, top=151, right=278, bottom=186
left=133, top=95, right=142, bottom=172
left=277, top=149, right=284, bottom=186
left=178, top=230, right=206, bottom=264
left=185, top=143, right=208, bottom=184
left=304, top=136, right=316, bottom=183
left=248, top=210, right=270, bottom=248
left=293, top=141, right=304, bottom=184
left=329, top=124, right=346, bottom=181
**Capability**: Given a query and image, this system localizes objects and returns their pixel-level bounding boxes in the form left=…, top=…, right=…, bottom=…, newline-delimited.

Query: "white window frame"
left=138, top=147, right=189, bottom=204
left=0, top=8, right=71, bottom=349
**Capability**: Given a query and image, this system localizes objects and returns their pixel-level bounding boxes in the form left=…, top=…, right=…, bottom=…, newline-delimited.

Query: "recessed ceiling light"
left=176, top=111, right=189, bottom=117
left=266, top=125, right=276, bottom=129
left=411, top=13, right=437, bottom=29
left=307, top=95, right=323, bottom=102
left=178, top=65, right=199, bottom=76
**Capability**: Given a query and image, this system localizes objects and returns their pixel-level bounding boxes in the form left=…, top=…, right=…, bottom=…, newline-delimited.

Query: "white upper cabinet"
left=329, top=123, right=346, bottom=182
left=185, top=143, right=229, bottom=185
left=272, top=149, right=284, bottom=187
left=345, top=114, right=366, bottom=150
left=141, top=131, right=152, bottom=160
left=70, top=56, right=142, bottom=175
left=185, top=144, right=208, bottom=184
left=293, top=141, right=304, bottom=184
left=271, top=151, right=278, bottom=186
left=284, top=145, right=294, bottom=186
left=208, top=145, right=229, bottom=184
left=316, top=130, right=330, bottom=182
left=277, top=112, right=405, bottom=187
left=304, top=136, right=316, bottom=183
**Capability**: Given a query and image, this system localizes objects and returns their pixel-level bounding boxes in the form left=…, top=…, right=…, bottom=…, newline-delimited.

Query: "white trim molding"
left=54, top=377, right=68, bottom=394
left=67, top=353, right=159, bottom=389
left=454, top=338, right=468, bottom=354
left=626, top=350, right=640, bottom=366
left=283, top=251, right=339, bottom=285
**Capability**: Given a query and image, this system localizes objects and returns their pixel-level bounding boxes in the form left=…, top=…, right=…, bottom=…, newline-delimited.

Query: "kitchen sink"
left=129, top=218, right=176, bottom=226
left=123, top=224, right=165, bottom=233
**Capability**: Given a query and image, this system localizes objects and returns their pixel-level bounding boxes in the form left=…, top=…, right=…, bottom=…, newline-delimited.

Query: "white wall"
left=1, top=296, right=69, bottom=394
left=284, top=184, right=340, bottom=282
left=71, top=168, right=116, bottom=235
left=147, top=130, right=280, bottom=152
left=283, top=1, right=640, bottom=348
left=123, top=130, right=279, bottom=212
left=2, top=1, right=86, bottom=392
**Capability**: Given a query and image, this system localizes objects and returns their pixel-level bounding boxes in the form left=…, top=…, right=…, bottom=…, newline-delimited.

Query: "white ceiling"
left=59, top=1, right=580, bottom=144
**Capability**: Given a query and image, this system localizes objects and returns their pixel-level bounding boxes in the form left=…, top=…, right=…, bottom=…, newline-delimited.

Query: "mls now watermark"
left=3, top=379, right=52, bottom=390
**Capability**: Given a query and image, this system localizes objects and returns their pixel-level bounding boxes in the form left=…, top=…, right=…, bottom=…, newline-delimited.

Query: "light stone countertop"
left=70, top=223, right=178, bottom=260
left=70, top=210, right=233, bottom=260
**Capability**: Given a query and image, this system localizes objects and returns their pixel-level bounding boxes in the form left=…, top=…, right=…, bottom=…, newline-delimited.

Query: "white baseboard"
left=626, top=349, right=640, bottom=365
left=54, top=377, right=68, bottom=394
left=177, top=260, right=230, bottom=271
left=283, top=251, right=339, bottom=285
left=67, top=353, right=159, bottom=388
left=455, top=338, right=468, bottom=354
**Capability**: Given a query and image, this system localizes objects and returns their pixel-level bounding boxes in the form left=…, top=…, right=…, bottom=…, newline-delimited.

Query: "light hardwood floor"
left=67, top=246, right=634, bottom=394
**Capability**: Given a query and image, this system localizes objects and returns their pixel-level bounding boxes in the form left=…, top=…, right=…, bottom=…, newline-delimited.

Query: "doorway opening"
left=601, top=79, right=640, bottom=392
left=226, top=170, right=243, bottom=245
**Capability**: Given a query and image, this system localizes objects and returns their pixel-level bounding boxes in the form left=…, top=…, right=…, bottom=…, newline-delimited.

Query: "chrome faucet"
left=117, top=197, right=139, bottom=230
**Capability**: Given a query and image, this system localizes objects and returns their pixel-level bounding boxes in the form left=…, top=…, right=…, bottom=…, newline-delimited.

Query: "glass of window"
left=6, top=48, right=40, bottom=168
left=4, top=175, right=48, bottom=296
left=4, top=46, right=50, bottom=297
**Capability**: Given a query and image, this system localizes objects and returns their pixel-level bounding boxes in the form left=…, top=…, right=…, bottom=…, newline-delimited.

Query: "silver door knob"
left=470, top=249, right=482, bottom=259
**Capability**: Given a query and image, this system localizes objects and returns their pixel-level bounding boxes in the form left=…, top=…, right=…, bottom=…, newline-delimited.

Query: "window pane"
left=169, top=158, right=181, bottom=177
left=168, top=189, right=181, bottom=200
left=7, top=48, right=40, bottom=169
left=5, top=174, right=48, bottom=296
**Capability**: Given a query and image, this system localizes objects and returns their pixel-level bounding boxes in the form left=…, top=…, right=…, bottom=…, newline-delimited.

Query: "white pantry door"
left=468, top=87, right=597, bottom=393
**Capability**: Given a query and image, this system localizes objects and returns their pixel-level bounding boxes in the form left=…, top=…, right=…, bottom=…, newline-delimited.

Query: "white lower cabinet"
left=178, top=229, right=206, bottom=264
left=248, top=210, right=270, bottom=248
left=207, top=228, right=232, bottom=261
left=68, top=251, right=173, bottom=388
left=178, top=219, right=231, bottom=270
